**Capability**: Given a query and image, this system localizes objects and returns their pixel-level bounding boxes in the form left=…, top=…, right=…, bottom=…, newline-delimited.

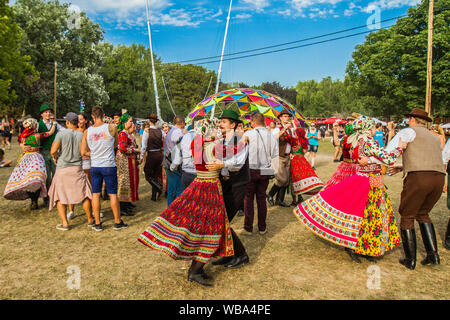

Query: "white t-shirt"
left=87, top=124, right=116, bottom=168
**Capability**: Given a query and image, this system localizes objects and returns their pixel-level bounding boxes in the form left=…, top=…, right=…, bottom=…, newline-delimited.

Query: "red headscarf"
left=296, top=127, right=309, bottom=150
left=18, top=128, right=35, bottom=144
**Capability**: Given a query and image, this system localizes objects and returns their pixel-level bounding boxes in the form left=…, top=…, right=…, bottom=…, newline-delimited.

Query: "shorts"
left=308, top=145, right=318, bottom=153
left=90, top=167, right=118, bottom=194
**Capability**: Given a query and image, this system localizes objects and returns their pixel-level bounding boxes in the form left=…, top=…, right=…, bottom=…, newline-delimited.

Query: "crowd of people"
left=1, top=104, right=449, bottom=287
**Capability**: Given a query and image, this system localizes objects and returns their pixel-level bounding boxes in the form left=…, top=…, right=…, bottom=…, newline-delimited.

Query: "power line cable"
left=171, top=14, right=406, bottom=64
left=191, top=27, right=394, bottom=65
left=169, top=7, right=449, bottom=66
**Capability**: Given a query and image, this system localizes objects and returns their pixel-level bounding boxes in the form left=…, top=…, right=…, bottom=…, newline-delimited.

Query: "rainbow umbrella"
left=186, top=88, right=309, bottom=127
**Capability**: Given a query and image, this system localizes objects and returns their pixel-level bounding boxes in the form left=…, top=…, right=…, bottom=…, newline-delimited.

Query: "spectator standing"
left=242, top=113, right=278, bottom=235
left=142, top=114, right=164, bottom=201
left=81, top=106, right=128, bottom=231
left=332, top=121, right=341, bottom=162
left=430, top=124, right=446, bottom=150
left=305, top=122, right=320, bottom=170
left=170, top=117, right=202, bottom=192
left=38, top=105, right=65, bottom=206
left=268, top=121, right=276, bottom=132
left=116, top=114, right=140, bottom=216
left=163, top=115, right=186, bottom=206
left=48, top=112, right=93, bottom=231
left=1, top=117, right=11, bottom=149
left=373, top=123, right=385, bottom=147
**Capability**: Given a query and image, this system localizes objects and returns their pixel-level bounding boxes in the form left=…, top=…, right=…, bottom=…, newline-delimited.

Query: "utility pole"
left=425, top=0, right=434, bottom=120
left=54, top=60, right=57, bottom=118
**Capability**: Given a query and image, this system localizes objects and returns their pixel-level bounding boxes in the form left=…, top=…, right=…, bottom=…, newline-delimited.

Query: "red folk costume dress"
left=285, top=128, right=324, bottom=195
left=294, top=116, right=402, bottom=257
left=3, top=119, right=51, bottom=200
left=138, top=135, right=236, bottom=263
left=116, top=130, right=139, bottom=203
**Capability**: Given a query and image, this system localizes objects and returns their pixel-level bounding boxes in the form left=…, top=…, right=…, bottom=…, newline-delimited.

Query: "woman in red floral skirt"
left=287, top=127, right=324, bottom=197
left=138, top=119, right=237, bottom=286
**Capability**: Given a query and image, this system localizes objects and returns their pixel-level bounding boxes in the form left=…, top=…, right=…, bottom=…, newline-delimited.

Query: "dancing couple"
left=138, top=110, right=250, bottom=286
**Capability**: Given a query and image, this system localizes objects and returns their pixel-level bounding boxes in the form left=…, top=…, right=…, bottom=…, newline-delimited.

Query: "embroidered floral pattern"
left=354, top=183, right=400, bottom=256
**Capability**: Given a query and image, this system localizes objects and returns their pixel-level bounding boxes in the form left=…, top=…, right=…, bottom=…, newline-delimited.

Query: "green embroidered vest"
left=38, top=120, right=58, bottom=150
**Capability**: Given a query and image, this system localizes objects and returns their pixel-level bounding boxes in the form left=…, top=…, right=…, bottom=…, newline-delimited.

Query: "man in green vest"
left=38, top=105, right=65, bottom=206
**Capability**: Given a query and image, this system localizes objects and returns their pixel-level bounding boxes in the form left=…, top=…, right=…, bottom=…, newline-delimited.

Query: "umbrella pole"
left=212, top=0, right=233, bottom=119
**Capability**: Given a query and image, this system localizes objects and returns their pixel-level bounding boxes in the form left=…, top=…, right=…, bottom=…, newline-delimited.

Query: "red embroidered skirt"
left=138, top=176, right=234, bottom=263
left=291, top=155, right=324, bottom=195
left=323, top=162, right=357, bottom=190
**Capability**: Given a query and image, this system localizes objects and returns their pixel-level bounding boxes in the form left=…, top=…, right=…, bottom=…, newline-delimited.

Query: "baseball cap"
left=64, top=112, right=78, bottom=122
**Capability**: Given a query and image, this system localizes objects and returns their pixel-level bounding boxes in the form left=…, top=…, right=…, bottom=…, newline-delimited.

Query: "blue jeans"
left=166, top=169, right=182, bottom=206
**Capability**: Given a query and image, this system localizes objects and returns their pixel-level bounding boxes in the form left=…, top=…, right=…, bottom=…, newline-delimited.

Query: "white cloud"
left=235, top=13, right=252, bottom=20
left=363, top=0, right=421, bottom=12
left=277, top=9, right=292, bottom=17
left=241, top=0, right=270, bottom=12
left=62, top=0, right=223, bottom=28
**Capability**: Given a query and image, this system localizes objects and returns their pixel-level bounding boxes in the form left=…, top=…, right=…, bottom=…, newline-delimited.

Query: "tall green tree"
left=295, top=77, right=353, bottom=117
left=346, top=0, right=449, bottom=119
left=0, top=0, right=35, bottom=116
left=12, top=0, right=108, bottom=117
left=100, top=43, right=156, bottom=118
left=160, top=63, right=217, bottom=120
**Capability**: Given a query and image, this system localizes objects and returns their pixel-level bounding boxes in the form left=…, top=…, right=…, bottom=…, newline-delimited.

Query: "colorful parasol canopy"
left=187, top=88, right=309, bottom=127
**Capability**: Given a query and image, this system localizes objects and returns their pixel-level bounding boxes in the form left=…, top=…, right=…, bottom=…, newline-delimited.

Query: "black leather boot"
left=275, top=187, right=289, bottom=207
left=291, top=194, right=304, bottom=206
left=419, top=223, right=440, bottom=265
left=266, top=184, right=280, bottom=206
left=151, top=189, right=157, bottom=202
left=399, top=228, right=416, bottom=270
left=345, top=247, right=361, bottom=263
left=212, top=256, right=233, bottom=266
left=444, top=218, right=450, bottom=250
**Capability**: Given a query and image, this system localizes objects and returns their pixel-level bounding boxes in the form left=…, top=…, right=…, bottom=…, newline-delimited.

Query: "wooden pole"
left=425, top=0, right=434, bottom=120
left=54, top=60, right=57, bottom=118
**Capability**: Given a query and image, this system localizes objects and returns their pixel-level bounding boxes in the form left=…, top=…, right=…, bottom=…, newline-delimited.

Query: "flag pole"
left=145, top=0, right=162, bottom=122
left=211, top=0, right=233, bottom=119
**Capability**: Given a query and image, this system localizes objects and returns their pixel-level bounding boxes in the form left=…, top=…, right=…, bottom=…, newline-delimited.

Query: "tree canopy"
left=1, top=0, right=448, bottom=121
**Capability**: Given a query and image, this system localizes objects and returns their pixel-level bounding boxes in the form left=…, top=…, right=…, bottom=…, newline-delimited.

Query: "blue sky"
left=52, top=1, right=421, bottom=87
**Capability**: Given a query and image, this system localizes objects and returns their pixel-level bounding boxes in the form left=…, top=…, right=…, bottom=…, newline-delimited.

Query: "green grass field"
left=0, top=139, right=448, bottom=300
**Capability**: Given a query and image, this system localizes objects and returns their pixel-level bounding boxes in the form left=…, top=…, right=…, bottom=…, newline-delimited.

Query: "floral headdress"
left=194, top=118, right=219, bottom=137
left=346, top=115, right=375, bottom=147
left=18, top=118, right=38, bottom=143
left=23, top=118, right=38, bottom=130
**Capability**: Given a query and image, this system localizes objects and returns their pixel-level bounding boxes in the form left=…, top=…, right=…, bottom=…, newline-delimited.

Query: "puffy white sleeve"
left=384, top=128, right=416, bottom=153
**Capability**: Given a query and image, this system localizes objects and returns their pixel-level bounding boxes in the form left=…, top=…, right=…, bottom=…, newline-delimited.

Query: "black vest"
left=223, top=134, right=250, bottom=188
